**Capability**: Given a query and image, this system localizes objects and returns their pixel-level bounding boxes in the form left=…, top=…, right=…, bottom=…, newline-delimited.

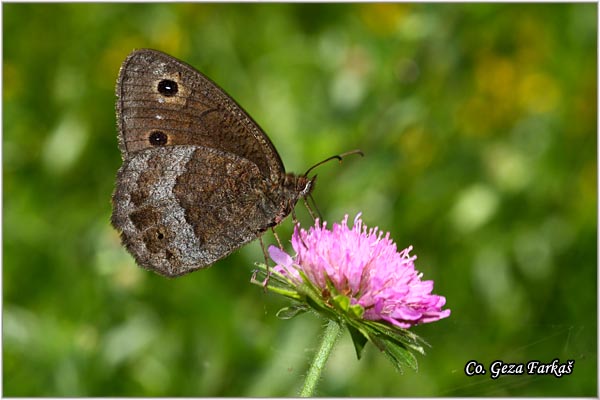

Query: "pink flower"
left=268, top=214, right=450, bottom=329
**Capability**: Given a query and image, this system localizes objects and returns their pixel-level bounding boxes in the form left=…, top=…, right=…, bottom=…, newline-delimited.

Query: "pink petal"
left=268, top=245, right=293, bottom=267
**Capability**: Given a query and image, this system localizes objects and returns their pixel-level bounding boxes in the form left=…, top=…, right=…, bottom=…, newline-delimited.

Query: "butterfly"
left=111, top=49, right=313, bottom=277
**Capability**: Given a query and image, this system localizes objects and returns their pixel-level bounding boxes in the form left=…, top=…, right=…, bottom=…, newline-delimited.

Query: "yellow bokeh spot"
left=518, top=72, right=560, bottom=114
left=577, top=161, right=597, bottom=218
left=475, top=54, right=516, bottom=100
left=153, top=22, right=186, bottom=57
left=3, top=62, right=20, bottom=101
left=359, top=3, right=410, bottom=36
left=398, top=125, right=436, bottom=171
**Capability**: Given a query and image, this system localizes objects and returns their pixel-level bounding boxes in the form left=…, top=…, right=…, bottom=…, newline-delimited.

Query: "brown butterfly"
left=111, top=49, right=313, bottom=277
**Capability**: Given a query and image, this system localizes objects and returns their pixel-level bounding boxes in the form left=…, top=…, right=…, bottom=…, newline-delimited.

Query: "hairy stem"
left=299, top=320, right=342, bottom=397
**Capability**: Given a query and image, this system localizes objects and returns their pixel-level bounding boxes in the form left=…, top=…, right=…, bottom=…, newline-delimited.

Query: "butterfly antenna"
left=302, top=149, right=364, bottom=177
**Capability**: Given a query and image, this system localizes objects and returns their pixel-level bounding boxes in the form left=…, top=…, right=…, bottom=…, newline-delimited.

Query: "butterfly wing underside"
left=112, top=49, right=297, bottom=276
left=116, top=48, right=285, bottom=182
left=112, top=146, right=282, bottom=277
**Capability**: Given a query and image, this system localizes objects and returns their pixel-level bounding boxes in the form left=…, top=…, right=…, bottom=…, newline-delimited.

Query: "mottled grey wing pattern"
left=112, top=146, right=282, bottom=277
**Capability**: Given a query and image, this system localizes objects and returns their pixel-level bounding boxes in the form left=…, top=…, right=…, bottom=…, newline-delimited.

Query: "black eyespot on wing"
left=157, top=79, right=178, bottom=96
left=148, top=131, right=168, bottom=146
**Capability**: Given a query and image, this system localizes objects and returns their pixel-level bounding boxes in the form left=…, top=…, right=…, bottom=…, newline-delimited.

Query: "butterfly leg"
left=258, top=235, right=272, bottom=288
left=272, top=227, right=284, bottom=250
left=303, top=194, right=323, bottom=221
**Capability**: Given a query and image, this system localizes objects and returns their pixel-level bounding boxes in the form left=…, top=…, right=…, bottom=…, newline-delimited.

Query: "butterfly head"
left=282, top=173, right=315, bottom=199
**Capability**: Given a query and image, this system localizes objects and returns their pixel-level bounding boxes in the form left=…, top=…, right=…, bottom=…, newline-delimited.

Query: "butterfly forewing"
left=117, top=49, right=285, bottom=182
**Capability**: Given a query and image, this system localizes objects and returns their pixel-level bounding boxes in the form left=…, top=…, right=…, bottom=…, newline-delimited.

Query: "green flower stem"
left=299, top=320, right=342, bottom=397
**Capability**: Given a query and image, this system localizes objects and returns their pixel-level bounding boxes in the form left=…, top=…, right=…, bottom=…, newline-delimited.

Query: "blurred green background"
left=3, top=3, right=596, bottom=396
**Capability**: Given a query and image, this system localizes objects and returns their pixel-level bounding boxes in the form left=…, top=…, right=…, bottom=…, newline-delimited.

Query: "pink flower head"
left=268, top=214, right=450, bottom=329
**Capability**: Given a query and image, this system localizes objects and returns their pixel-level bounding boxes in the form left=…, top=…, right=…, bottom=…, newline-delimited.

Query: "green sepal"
left=349, top=303, right=365, bottom=319
left=332, top=294, right=350, bottom=311
left=276, top=304, right=309, bottom=320
left=251, top=264, right=302, bottom=301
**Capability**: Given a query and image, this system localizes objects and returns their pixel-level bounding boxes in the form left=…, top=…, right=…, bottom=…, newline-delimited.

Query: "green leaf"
left=380, top=336, right=419, bottom=372
left=341, top=318, right=425, bottom=372
left=364, top=320, right=428, bottom=355
left=347, top=324, right=369, bottom=359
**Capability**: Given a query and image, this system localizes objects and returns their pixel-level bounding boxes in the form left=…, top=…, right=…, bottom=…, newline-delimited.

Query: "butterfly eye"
left=157, top=79, right=178, bottom=96
left=148, top=131, right=168, bottom=146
